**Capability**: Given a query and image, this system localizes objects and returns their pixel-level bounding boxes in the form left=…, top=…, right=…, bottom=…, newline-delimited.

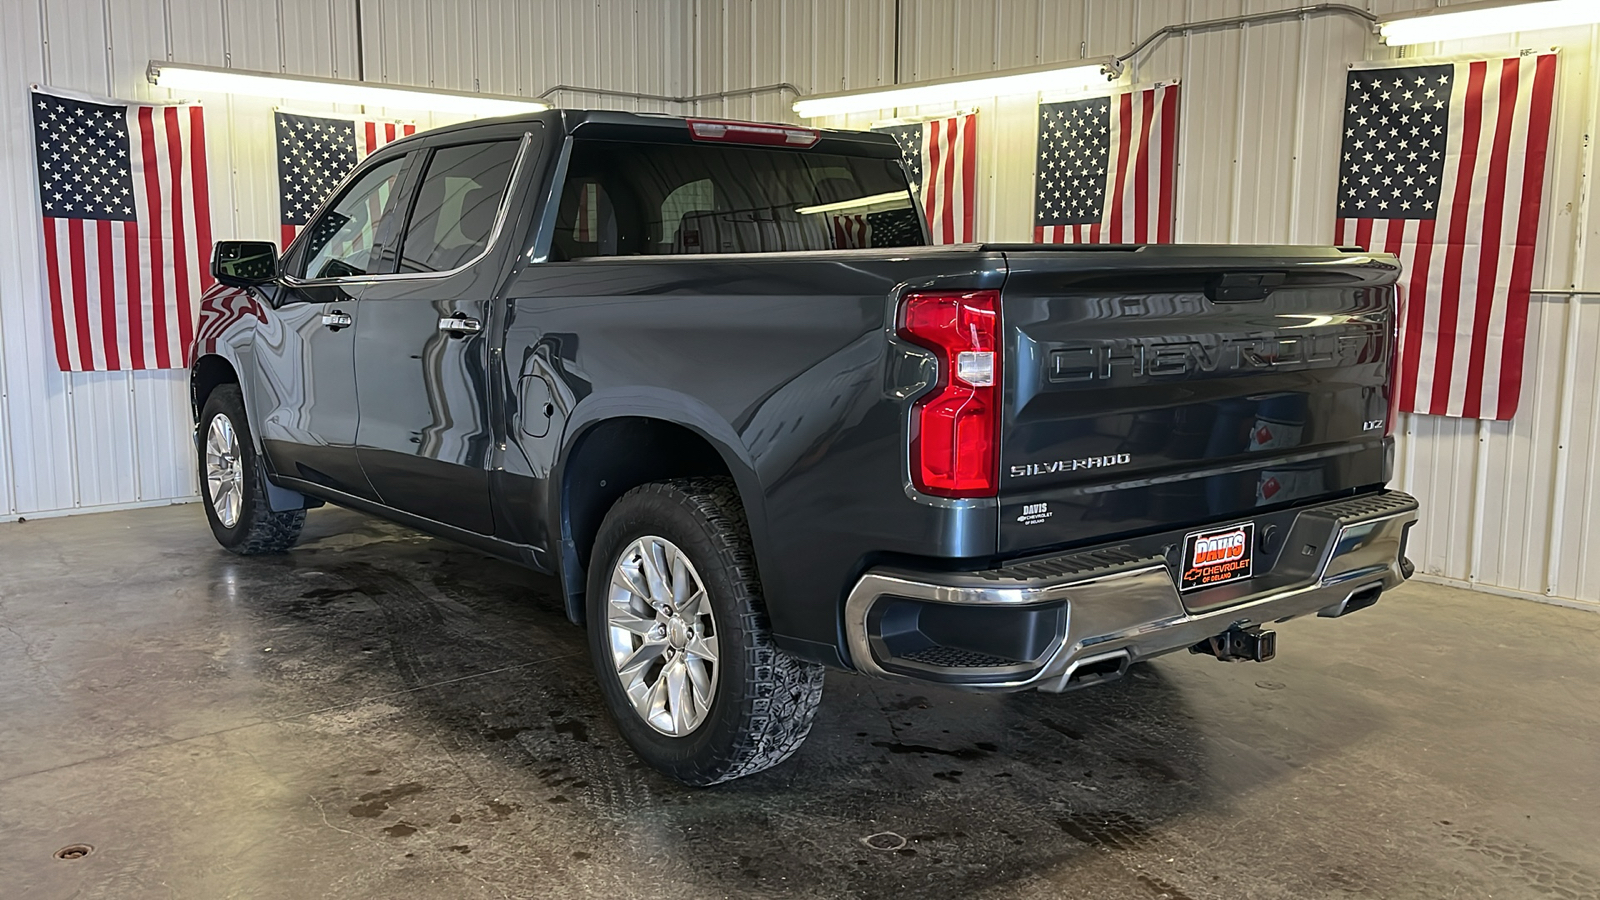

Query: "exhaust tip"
left=1319, top=584, right=1382, bottom=618
left=1059, top=652, right=1129, bottom=691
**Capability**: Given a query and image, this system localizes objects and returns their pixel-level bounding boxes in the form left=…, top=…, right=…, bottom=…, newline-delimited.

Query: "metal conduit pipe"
left=1111, top=3, right=1379, bottom=73
left=534, top=4, right=1380, bottom=107
left=533, top=82, right=805, bottom=105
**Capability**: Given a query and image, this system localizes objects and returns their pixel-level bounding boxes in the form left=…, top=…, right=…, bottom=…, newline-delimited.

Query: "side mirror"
left=212, top=240, right=281, bottom=288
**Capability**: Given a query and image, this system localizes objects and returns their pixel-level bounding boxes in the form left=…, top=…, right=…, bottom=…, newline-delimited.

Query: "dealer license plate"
left=1179, top=522, right=1255, bottom=591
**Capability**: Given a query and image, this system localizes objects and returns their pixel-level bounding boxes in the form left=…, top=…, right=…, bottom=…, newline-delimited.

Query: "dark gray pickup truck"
left=191, top=109, right=1417, bottom=785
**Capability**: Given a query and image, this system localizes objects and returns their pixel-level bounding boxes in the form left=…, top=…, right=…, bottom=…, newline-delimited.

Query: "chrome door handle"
left=320, top=311, right=353, bottom=330
left=438, top=315, right=482, bottom=336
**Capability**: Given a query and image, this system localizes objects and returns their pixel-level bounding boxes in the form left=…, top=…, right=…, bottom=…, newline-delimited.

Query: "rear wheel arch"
left=556, top=413, right=766, bottom=625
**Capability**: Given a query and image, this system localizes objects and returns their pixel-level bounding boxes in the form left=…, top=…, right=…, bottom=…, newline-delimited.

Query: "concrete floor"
left=1, top=505, right=1597, bottom=900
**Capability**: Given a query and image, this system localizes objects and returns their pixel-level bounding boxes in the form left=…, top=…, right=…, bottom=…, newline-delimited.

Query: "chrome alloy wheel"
left=204, top=413, right=244, bottom=529
left=606, top=535, right=720, bottom=736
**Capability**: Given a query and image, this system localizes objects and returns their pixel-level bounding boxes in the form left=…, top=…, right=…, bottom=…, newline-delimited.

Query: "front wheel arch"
left=190, top=353, right=240, bottom=425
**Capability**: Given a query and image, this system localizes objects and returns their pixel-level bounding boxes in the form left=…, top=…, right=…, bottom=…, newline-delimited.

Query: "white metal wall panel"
left=689, top=0, right=894, bottom=123
left=689, top=1, right=1600, bottom=607
left=0, top=0, right=684, bottom=521
left=5, top=0, right=1597, bottom=610
left=1390, top=21, right=1600, bottom=606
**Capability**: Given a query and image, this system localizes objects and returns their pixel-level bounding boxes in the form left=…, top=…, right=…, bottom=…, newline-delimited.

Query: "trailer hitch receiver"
left=1190, top=627, right=1276, bottom=663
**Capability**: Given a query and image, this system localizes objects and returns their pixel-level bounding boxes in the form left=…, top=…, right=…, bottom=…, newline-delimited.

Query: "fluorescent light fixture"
left=793, top=60, right=1114, bottom=118
left=794, top=191, right=911, bottom=215
left=147, top=61, right=547, bottom=116
left=1380, top=0, right=1600, bottom=45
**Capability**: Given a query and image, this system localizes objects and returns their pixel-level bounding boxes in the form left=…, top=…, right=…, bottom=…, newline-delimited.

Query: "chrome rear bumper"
left=843, top=491, right=1418, bottom=693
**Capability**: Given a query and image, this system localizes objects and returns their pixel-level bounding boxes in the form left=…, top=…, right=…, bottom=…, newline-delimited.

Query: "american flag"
left=276, top=111, right=415, bottom=250
left=831, top=214, right=870, bottom=249
left=575, top=182, right=594, bottom=241
left=1335, top=54, right=1557, bottom=420
left=30, top=88, right=212, bottom=372
left=1034, top=83, right=1180, bottom=244
left=828, top=209, right=923, bottom=250
left=873, top=112, right=977, bottom=243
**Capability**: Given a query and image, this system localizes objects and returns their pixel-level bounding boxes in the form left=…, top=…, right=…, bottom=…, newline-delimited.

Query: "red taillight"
left=685, top=118, right=820, bottom=148
left=1386, top=283, right=1403, bottom=436
left=897, top=290, right=1002, bottom=498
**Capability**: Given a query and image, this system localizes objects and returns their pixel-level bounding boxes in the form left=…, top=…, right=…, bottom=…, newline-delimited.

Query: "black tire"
left=586, top=477, right=826, bottom=786
left=197, top=384, right=304, bottom=554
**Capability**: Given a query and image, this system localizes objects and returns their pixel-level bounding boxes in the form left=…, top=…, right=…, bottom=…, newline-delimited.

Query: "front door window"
left=299, top=156, right=406, bottom=279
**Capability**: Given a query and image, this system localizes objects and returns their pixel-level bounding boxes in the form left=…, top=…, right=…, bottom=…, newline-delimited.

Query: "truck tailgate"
left=996, top=245, right=1398, bottom=555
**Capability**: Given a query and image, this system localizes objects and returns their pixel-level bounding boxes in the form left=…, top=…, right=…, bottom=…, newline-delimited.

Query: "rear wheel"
left=587, top=477, right=825, bottom=785
left=198, top=384, right=304, bottom=554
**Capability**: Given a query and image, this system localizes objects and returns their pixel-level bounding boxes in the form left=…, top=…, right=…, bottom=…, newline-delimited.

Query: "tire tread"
left=200, top=385, right=305, bottom=555
left=599, top=477, right=825, bottom=785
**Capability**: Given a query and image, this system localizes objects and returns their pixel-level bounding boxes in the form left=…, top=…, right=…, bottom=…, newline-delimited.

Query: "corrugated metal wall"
left=4, top=0, right=1597, bottom=608
left=0, top=0, right=687, bottom=521
left=688, top=0, right=1600, bottom=608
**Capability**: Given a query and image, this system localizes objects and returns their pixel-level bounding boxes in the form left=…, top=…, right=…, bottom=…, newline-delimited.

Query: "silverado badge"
left=1009, top=453, right=1132, bottom=479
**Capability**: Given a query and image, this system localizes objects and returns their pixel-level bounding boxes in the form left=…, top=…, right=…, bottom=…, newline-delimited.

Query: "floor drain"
left=859, top=831, right=907, bottom=852
left=54, top=844, right=93, bottom=860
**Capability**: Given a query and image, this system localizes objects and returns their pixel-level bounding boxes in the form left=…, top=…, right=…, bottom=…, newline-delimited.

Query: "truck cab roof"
left=382, top=108, right=903, bottom=159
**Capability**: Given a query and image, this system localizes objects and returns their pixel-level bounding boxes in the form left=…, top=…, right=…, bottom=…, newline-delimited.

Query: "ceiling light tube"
left=794, top=191, right=911, bottom=215
left=792, top=60, right=1115, bottom=118
left=1379, top=0, right=1600, bottom=46
left=147, top=61, right=548, bottom=116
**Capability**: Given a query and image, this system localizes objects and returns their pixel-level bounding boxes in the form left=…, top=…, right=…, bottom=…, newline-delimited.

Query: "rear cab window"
left=550, top=140, right=925, bottom=259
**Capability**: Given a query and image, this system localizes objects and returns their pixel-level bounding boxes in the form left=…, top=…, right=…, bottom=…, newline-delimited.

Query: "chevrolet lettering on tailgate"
left=1047, top=329, right=1381, bottom=384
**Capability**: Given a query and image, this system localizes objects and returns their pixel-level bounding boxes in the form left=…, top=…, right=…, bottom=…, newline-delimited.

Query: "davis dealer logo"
left=1193, top=528, right=1247, bottom=566
left=1180, top=522, right=1255, bottom=591
left=1016, top=502, right=1053, bottom=526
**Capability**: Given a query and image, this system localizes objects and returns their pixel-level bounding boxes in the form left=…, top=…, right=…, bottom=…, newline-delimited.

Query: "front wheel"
left=197, top=384, right=304, bottom=554
left=586, top=478, right=825, bottom=786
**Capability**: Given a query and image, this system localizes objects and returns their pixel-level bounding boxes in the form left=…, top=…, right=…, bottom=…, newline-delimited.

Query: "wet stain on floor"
left=348, top=782, right=429, bottom=818
left=2, top=505, right=1599, bottom=900
left=552, top=718, right=590, bottom=743
left=870, top=740, right=997, bottom=760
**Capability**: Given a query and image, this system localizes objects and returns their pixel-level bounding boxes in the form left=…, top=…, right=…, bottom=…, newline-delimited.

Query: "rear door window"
left=397, top=140, right=521, bottom=274
left=550, top=140, right=923, bottom=259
